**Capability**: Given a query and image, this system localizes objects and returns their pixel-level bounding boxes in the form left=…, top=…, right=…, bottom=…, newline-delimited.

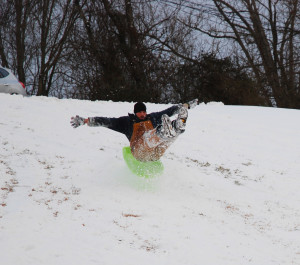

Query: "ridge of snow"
left=0, top=94, right=299, bottom=265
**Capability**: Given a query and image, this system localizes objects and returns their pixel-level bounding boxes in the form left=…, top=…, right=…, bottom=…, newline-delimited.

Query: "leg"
left=173, top=105, right=188, bottom=133
left=156, top=106, right=189, bottom=138
left=132, top=128, right=176, bottom=161
left=156, top=114, right=177, bottom=138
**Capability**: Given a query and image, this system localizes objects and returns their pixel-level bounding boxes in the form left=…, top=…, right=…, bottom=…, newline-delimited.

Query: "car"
left=0, top=66, right=27, bottom=96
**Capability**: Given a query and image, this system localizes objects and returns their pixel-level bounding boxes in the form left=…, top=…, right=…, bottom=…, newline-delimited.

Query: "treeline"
left=0, top=0, right=299, bottom=108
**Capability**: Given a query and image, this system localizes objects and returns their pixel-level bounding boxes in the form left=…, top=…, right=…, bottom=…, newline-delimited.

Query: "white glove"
left=70, top=115, right=86, bottom=128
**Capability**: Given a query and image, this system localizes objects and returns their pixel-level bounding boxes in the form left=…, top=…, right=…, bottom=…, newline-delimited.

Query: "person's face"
left=136, top=111, right=147, bottom=120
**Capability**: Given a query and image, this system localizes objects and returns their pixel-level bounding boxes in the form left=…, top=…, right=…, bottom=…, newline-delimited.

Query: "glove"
left=70, top=115, right=86, bottom=128
left=183, top=98, right=198, bottom=109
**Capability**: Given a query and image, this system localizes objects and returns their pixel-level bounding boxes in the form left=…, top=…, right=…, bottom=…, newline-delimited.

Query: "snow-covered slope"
left=0, top=94, right=299, bottom=265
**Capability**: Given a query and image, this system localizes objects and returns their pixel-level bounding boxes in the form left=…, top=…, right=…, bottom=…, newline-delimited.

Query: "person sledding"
left=70, top=99, right=198, bottom=162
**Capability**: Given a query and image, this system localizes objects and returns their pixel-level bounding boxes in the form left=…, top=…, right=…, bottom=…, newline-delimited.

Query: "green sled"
left=122, top=146, right=164, bottom=178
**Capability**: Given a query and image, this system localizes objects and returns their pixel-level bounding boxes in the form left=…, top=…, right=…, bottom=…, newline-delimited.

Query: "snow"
left=0, top=93, right=299, bottom=265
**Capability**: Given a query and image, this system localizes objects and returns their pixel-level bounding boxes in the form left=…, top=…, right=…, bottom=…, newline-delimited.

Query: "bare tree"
left=30, top=0, right=80, bottom=96
left=14, top=0, right=32, bottom=83
left=0, top=0, right=80, bottom=97
left=71, top=0, right=137, bottom=100
left=71, top=0, right=175, bottom=102
left=0, top=2, right=11, bottom=67
left=0, top=0, right=35, bottom=82
left=175, top=0, right=300, bottom=108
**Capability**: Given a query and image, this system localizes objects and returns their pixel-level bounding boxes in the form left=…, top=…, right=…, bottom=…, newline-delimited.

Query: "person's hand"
left=70, top=115, right=86, bottom=128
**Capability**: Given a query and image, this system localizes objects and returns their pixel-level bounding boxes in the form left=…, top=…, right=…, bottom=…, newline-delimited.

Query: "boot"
left=157, top=114, right=177, bottom=138
left=173, top=106, right=188, bottom=133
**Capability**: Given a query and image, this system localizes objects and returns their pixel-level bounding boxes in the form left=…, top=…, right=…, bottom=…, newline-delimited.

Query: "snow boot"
left=184, top=99, right=198, bottom=109
left=157, top=114, right=177, bottom=138
left=173, top=106, right=188, bottom=133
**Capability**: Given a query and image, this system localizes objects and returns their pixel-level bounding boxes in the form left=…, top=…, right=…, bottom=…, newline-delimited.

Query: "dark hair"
left=134, top=102, right=146, bottom=113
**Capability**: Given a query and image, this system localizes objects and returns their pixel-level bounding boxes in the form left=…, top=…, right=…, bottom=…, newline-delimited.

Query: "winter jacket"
left=87, top=105, right=180, bottom=141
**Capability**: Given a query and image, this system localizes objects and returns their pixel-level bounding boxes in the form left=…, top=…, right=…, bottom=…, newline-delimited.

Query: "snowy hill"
left=0, top=94, right=299, bottom=265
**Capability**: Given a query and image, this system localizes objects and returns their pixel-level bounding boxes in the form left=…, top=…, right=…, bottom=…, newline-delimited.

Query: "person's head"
left=134, top=102, right=147, bottom=120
